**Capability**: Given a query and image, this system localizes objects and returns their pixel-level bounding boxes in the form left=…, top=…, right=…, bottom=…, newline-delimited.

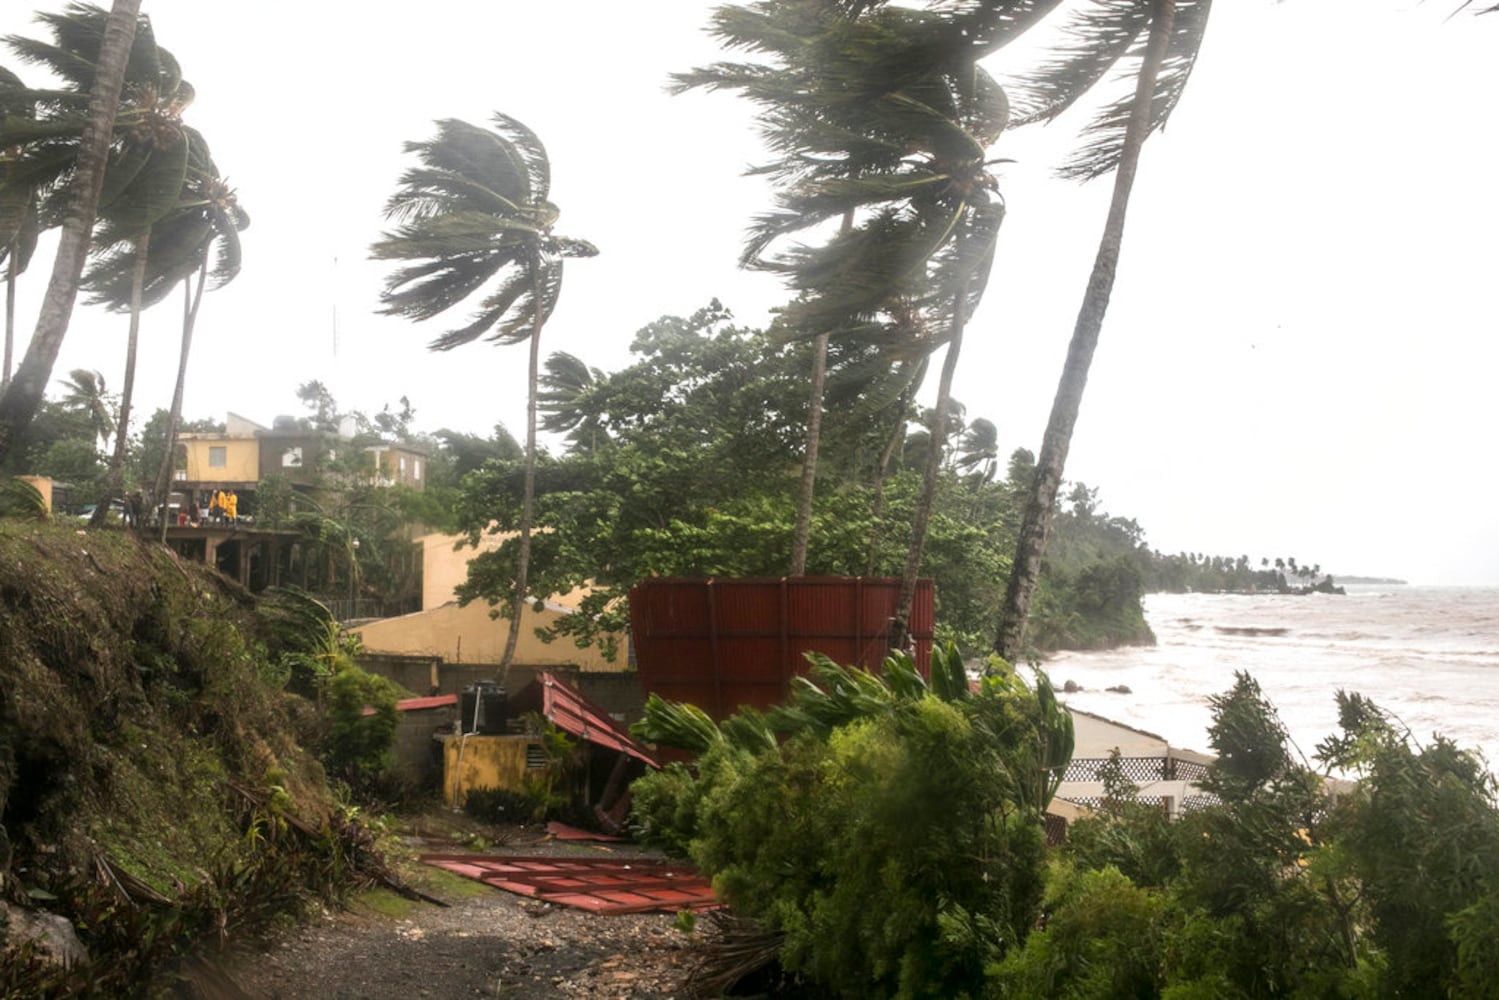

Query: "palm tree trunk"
left=790, top=210, right=854, bottom=576
left=789, top=329, right=828, bottom=575
left=890, top=274, right=969, bottom=651
left=94, top=227, right=149, bottom=527
left=0, top=0, right=139, bottom=465
left=864, top=384, right=913, bottom=576
left=155, top=255, right=209, bottom=541
left=498, top=259, right=543, bottom=677
left=995, top=0, right=1177, bottom=663
left=3, top=243, right=16, bottom=391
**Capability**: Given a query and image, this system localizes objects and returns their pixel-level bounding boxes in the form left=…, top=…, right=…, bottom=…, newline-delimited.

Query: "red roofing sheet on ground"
left=421, top=854, right=717, bottom=914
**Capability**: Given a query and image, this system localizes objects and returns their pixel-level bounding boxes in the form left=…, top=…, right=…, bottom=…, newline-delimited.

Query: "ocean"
left=1042, top=586, right=1499, bottom=769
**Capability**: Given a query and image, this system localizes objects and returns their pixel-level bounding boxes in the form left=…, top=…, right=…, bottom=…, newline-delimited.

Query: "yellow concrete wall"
left=15, top=475, right=52, bottom=511
left=181, top=437, right=260, bottom=484
left=352, top=598, right=628, bottom=672
left=441, top=734, right=541, bottom=805
left=419, top=531, right=504, bottom=611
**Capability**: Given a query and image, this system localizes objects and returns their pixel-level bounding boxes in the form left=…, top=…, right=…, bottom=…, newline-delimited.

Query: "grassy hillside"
left=0, top=521, right=364, bottom=994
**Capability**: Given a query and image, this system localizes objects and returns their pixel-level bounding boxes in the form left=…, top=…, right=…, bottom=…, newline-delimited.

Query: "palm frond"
left=1057, top=0, right=1212, bottom=181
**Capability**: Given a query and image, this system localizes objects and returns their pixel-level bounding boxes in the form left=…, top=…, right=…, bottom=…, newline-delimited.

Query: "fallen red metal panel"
left=420, top=854, right=717, bottom=914
left=540, top=673, right=659, bottom=767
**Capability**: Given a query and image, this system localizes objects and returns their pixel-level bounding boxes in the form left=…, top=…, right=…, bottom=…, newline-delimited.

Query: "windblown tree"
left=0, top=0, right=140, bottom=465
left=117, top=129, right=247, bottom=538
left=58, top=364, right=112, bottom=451
left=371, top=114, right=596, bottom=672
left=73, top=28, right=196, bottom=526
left=676, top=1, right=1016, bottom=646
left=0, top=66, right=42, bottom=391
left=996, top=0, right=1212, bottom=661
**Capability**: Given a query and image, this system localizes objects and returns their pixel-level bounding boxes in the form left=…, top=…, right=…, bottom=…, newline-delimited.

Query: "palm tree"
left=141, top=130, right=248, bottom=538
left=538, top=350, right=608, bottom=454
left=73, top=26, right=194, bottom=526
left=955, top=415, right=1000, bottom=485
left=371, top=114, right=596, bottom=673
left=677, top=1, right=1011, bottom=644
left=58, top=366, right=113, bottom=450
left=0, top=0, right=141, bottom=465
left=1, top=65, right=42, bottom=392
left=996, top=0, right=1212, bottom=662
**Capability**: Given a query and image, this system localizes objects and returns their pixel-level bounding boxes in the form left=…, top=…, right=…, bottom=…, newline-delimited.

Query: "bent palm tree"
left=996, top=0, right=1211, bottom=661
left=143, top=131, right=248, bottom=536
left=678, top=1, right=1011, bottom=644
left=2, top=3, right=195, bottom=519
left=372, top=114, right=596, bottom=673
left=0, top=0, right=141, bottom=465
left=1, top=65, right=42, bottom=392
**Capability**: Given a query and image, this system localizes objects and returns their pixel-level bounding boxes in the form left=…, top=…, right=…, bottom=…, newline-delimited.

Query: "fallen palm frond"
left=685, top=910, right=787, bottom=999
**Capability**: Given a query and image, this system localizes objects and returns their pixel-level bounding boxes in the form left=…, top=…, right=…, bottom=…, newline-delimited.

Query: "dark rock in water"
left=1063, top=679, right=1083, bottom=693
left=1106, top=684, right=1133, bottom=694
left=1214, top=626, right=1290, bottom=637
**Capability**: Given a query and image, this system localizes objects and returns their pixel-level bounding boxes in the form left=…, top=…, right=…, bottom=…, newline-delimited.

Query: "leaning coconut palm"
left=134, top=131, right=247, bottom=537
left=0, top=65, right=43, bottom=391
left=0, top=0, right=140, bottom=465
left=77, top=40, right=194, bottom=526
left=81, top=127, right=249, bottom=532
left=538, top=350, right=609, bottom=455
left=677, top=1, right=1011, bottom=647
left=371, top=114, right=596, bottom=673
left=58, top=365, right=114, bottom=451
left=996, top=0, right=1211, bottom=661
left=3, top=3, right=196, bottom=520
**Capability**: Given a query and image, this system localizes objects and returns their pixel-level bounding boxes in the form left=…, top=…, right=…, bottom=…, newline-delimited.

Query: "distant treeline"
left=1143, top=551, right=1343, bottom=595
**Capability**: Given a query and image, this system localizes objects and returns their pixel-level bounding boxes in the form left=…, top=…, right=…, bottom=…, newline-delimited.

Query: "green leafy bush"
left=629, top=644, right=1072, bottom=998
left=324, top=666, right=402, bottom=794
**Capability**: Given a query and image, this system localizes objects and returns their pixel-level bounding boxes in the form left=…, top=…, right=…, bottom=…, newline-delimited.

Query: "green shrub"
left=628, top=645, right=1071, bottom=999
left=324, top=666, right=402, bottom=794
left=462, top=785, right=531, bottom=824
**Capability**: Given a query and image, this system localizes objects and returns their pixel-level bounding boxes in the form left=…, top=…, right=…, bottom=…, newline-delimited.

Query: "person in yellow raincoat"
left=225, top=490, right=238, bottom=524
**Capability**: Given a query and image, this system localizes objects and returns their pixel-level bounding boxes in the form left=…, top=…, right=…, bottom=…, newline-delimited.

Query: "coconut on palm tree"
left=371, top=113, right=596, bottom=673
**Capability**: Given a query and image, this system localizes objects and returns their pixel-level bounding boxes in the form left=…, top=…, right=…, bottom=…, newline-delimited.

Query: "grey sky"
left=4, top=1, right=1496, bottom=584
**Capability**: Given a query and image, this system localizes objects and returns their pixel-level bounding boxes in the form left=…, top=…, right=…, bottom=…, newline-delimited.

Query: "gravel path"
left=228, top=833, right=700, bottom=999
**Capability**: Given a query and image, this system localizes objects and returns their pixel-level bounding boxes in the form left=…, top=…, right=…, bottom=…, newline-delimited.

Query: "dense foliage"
left=631, top=645, right=1073, bottom=998
left=452, top=306, right=1154, bottom=659
left=0, top=522, right=395, bottom=993
left=998, top=673, right=1499, bottom=999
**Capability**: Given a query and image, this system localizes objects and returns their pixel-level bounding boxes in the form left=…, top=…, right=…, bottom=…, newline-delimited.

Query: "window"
left=413, top=458, right=423, bottom=482
left=208, top=446, right=226, bottom=468
left=281, top=446, right=302, bottom=468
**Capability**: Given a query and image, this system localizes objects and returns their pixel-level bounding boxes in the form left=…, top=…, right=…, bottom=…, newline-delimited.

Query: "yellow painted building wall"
left=441, top=734, right=541, bottom=805
left=15, top=476, right=52, bottom=511
left=180, top=437, right=260, bottom=484
left=352, top=598, right=627, bottom=672
left=419, top=531, right=503, bottom=611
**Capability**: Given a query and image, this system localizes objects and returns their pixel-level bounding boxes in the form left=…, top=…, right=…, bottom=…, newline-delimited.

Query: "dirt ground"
left=226, top=822, right=703, bottom=1000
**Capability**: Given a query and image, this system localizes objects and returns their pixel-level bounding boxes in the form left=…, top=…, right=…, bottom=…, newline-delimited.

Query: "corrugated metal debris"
left=421, top=854, right=717, bottom=914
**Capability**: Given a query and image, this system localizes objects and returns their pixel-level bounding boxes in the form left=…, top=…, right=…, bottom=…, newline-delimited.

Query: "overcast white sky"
left=4, top=1, right=1496, bottom=585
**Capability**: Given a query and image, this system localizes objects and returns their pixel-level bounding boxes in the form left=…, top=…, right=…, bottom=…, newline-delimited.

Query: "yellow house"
left=353, top=529, right=628, bottom=671
left=177, top=412, right=264, bottom=486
